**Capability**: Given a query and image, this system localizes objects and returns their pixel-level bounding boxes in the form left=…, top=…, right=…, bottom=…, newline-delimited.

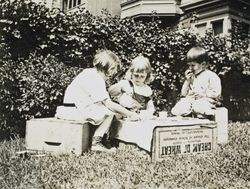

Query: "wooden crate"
left=215, top=107, right=228, bottom=144
left=26, top=118, right=92, bottom=155
left=152, top=122, right=217, bottom=161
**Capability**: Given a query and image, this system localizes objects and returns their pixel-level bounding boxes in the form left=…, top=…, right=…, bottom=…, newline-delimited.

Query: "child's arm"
left=181, top=70, right=193, bottom=97
left=109, top=80, right=130, bottom=97
left=108, top=83, right=122, bottom=96
left=181, top=80, right=191, bottom=97
left=103, top=98, right=139, bottom=119
left=146, top=100, right=155, bottom=115
left=206, top=74, right=222, bottom=99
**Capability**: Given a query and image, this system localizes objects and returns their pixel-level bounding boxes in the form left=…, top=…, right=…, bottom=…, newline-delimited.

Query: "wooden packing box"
left=25, top=118, right=92, bottom=155
left=152, top=122, right=217, bottom=161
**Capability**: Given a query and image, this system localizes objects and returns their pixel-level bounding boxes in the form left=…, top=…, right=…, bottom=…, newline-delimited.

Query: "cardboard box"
left=152, top=122, right=217, bottom=161
left=26, top=118, right=92, bottom=155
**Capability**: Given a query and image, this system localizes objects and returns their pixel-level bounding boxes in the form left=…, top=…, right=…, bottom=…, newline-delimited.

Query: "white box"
left=25, top=118, right=92, bottom=155
left=215, top=107, right=228, bottom=144
left=152, top=122, right=217, bottom=161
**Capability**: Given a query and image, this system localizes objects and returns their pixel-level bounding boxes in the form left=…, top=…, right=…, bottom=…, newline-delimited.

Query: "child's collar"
left=194, top=68, right=206, bottom=77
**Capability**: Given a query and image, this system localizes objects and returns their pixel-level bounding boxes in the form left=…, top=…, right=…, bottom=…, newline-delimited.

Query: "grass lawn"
left=0, top=122, right=249, bottom=189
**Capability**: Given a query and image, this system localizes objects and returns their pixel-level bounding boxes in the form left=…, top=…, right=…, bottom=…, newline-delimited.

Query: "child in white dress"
left=171, top=47, right=222, bottom=118
left=109, top=55, right=155, bottom=118
left=55, top=50, right=139, bottom=152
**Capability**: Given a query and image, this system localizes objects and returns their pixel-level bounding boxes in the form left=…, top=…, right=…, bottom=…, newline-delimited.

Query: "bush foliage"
left=0, top=53, right=81, bottom=138
left=0, top=0, right=250, bottom=137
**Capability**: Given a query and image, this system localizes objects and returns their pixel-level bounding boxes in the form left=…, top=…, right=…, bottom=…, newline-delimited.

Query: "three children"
left=57, top=46, right=222, bottom=153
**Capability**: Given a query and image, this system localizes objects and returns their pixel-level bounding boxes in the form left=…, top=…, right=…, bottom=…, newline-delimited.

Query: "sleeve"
left=109, top=80, right=131, bottom=96
left=109, top=81, right=124, bottom=96
left=206, top=73, right=222, bottom=99
left=90, top=80, right=109, bottom=103
left=82, top=72, right=110, bottom=103
left=181, top=80, right=191, bottom=97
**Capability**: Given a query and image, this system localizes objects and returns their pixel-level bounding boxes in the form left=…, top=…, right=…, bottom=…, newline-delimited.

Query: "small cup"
left=159, top=111, right=168, bottom=119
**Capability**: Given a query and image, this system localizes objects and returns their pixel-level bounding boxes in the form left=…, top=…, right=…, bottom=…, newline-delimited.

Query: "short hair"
left=186, top=47, right=208, bottom=64
left=93, top=50, right=121, bottom=74
left=125, top=55, right=153, bottom=83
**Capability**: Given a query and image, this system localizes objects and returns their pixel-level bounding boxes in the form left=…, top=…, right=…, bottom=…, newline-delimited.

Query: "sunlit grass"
left=0, top=122, right=249, bottom=189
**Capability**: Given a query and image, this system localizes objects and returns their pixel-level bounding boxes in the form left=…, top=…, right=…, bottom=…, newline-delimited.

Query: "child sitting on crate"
left=108, top=55, right=155, bottom=118
left=171, top=46, right=222, bottom=118
left=55, top=50, right=139, bottom=153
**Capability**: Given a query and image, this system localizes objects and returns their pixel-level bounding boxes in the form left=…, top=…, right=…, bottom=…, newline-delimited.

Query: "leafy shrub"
left=198, top=27, right=250, bottom=120
left=0, top=59, right=22, bottom=138
left=15, top=53, right=82, bottom=119
left=0, top=53, right=81, bottom=139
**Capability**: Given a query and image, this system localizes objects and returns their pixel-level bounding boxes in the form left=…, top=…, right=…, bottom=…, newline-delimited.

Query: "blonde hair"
left=125, top=55, right=153, bottom=84
left=93, top=50, right=121, bottom=75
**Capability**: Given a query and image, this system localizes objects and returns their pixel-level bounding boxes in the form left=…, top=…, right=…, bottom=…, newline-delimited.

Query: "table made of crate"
left=111, top=117, right=217, bottom=160
left=26, top=117, right=215, bottom=157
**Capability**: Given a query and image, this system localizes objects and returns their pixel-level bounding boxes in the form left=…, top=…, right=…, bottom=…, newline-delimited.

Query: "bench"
left=25, top=118, right=94, bottom=155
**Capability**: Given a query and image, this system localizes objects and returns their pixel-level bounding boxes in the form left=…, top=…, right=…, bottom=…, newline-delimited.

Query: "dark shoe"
left=103, top=138, right=119, bottom=149
left=92, top=136, right=116, bottom=153
left=91, top=142, right=116, bottom=153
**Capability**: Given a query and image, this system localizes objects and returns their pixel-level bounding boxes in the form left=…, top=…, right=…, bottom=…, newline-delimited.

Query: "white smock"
left=55, top=68, right=114, bottom=125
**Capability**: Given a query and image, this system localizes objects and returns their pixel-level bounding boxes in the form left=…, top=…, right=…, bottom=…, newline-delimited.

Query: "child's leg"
left=91, top=115, right=117, bottom=152
left=93, top=115, right=114, bottom=138
left=171, top=98, right=193, bottom=116
left=192, top=99, right=216, bottom=116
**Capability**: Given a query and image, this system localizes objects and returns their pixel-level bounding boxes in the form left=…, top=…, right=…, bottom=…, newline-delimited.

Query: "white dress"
left=109, top=80, right=154, bottom=111
left=55, top=68, right=114, bottom=125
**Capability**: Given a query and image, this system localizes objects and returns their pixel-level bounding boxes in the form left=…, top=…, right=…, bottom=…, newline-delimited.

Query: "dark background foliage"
left=0, top=0, right=249, bottom=139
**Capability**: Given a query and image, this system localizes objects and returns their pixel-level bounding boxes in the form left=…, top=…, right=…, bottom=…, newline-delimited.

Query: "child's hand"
left=194, top=93, right=205, bottom=100
left=185, top=69, right=194, bottom=82
left=130, top=100, right=143, bottom=110
left=128, top=112, right=140, bottom=121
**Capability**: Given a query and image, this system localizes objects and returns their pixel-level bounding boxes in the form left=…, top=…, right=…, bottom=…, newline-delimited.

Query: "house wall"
left=29, top=0, right=120, bottom=16
left=121, top=0, right=180, bottom=18
left=30, top=0, right=61, bottom=9
left=65, top=0, right=120, bottom=16
left=86, top=0, right=121, bottom=16
left=24, top=0, right=250, bottom=37
left=192, top=14, right=231, bottom=37
left=180, top=0, right=250, bottom=37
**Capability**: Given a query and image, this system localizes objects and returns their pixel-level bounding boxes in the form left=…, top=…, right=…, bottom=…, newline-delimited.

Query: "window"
left=231, top=19, right=250, bottom=41
left=63, top=0, right=82, bottom=11
left=241, top=22, right=249, bottom=39
left=69, top=0, right=72, bottom=9
left=121, top=0, right=138, bottom=4
left=212, top=20, right=223, bottom=35
left=195, top=23, right=207, bottom=37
